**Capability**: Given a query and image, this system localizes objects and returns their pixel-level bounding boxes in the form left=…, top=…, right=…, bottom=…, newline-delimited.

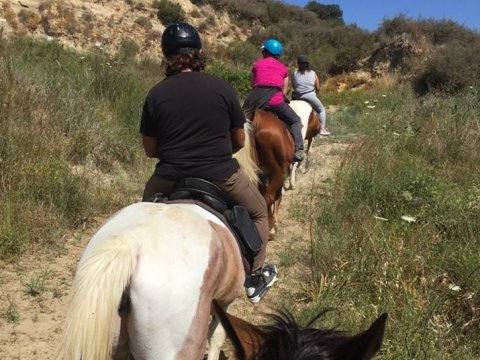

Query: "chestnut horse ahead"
left=249, top=109, right=295, bottom=234
left=248, top=103, right=320, bottom=232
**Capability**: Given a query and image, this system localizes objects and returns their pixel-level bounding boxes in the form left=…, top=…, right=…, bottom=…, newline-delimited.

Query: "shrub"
left=206, top=61, right=251, bottom=99
left=2, top=2, right=18, bottom=31
left=118, top=38, right=140, bottom=60
left=417, top=18, right=476, bottom=45
left=376, top=14, right=422, bottom=40
left=38, top=0, right=53, bottom=13
left=414, top=41, right=480, bottom=94
left=326, top=25, right=375, bottom=74
left=221, top=40, right=258, bottom=67
left=156, top=0, right=185, bottom=26
left=135, top=16, right=152, bottom=30
left=304, top=1, right=343, bottom=23
left=17, top=9, right=41, bottom=31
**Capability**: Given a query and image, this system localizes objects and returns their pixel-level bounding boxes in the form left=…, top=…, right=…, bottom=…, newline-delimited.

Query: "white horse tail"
left=234, top=120, right=259, bottom=185
left=56, top=235, right=137, bottom=360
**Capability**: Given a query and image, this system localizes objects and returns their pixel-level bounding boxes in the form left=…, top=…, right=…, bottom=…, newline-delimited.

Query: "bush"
left=17, top=9, right=41, bottom=30
left=376, top=14, right=421, bottom=40
left=118, top=38, right=140, bottom=60
left=206, top=61, right=251, bottom=99
left=414, top=41, right=480, bottom=94
left=417, top=18, right=476, bottom=45
left=304, top=1, right=343, bottom=23
left=326, top=25, right=375, bottom=74
left=134, top=16, right=152, bottom=30
left=156, top=0, right=185, bottom=26
left=220, top=40, right=258, bottom=67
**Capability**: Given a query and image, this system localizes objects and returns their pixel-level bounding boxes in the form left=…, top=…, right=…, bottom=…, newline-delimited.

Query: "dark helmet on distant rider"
left=261, top=39, right=283, bottom=56
left=297, top=54, right=309, bottom=64
left=161, top=22, right=202, bottom=57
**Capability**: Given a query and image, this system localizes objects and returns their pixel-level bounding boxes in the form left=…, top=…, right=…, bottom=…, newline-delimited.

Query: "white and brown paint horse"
left=287, top=100, right=321, bottom=189
left=56, top=144, right=258, bottom=359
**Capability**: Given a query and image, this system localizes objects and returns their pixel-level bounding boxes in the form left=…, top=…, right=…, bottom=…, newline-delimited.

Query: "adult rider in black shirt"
left=139, top=22, right=277, bottom=303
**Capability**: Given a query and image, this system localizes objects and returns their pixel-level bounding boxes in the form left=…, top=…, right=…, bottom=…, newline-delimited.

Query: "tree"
left=305, top=1, right=344, bottom=23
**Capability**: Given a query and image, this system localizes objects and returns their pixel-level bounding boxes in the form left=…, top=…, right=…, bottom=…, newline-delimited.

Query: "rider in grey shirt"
left=291, top=55, right=330, bottom=135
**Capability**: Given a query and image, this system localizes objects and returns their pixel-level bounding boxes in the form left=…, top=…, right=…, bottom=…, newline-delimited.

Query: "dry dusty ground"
left=0, top=139, right=348, bottom=359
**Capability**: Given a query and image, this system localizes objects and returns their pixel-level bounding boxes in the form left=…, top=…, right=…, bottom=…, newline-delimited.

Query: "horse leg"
left=267, top=201, right=276, bottom=236
left=273, top=189, right=283, bottom=231
left=267, top=171, right=285, bottom=234
left=286, top=162, right=299, bottom=190
left=206, top=311, right=226, bottom=360
left=304, top=138, right=313, bottom=173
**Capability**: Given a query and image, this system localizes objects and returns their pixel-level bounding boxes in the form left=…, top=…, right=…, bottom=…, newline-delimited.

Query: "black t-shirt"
left=140, top=71, right=245, bottom=181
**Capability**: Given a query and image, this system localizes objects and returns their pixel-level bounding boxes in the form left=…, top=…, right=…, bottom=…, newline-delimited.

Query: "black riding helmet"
left=161, top=22, right=202, bottom=57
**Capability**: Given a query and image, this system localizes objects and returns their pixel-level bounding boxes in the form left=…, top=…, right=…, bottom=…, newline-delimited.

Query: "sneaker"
left=294, top=150, right=304, bottom=162
left=320, top=128, right=331, bottom=136
left=245, top=263, right=278, bottom=303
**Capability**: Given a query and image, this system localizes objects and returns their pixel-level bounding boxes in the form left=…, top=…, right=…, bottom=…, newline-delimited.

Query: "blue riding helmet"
left=261, top=39, right=283, bottom=56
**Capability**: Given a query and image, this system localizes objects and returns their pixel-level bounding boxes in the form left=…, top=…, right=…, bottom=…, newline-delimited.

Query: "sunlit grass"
left=289, top=85, right=480, bottom=358
left=0, top=38, right=159, bottom=259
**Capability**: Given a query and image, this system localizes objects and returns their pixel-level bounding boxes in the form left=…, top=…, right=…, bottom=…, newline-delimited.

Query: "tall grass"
left=0, top=38, right=161, bottom=259
left=301, top=86, right=480, bottom=358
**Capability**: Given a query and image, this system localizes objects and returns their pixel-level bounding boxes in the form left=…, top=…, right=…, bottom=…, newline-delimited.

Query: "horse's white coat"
left=125, top=203, right=213, bottom=359
left=58, top=202, right=239, bottom=360
left=286, top=100, right=313, bottom=190
left=289, top=100, right=312, bottom=140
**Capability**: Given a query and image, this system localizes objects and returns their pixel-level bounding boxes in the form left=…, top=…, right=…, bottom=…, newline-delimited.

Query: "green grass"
left=0, top=37, right=159, bottom=259
left=289, top=85, right=480, bottom=358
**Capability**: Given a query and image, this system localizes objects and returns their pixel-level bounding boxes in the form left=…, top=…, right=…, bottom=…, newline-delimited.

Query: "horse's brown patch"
left=176, top=221, right=244, bottom=359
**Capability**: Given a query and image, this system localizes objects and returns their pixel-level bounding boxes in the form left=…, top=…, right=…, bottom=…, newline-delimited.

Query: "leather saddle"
left=149, top=177, right=262, bottom=273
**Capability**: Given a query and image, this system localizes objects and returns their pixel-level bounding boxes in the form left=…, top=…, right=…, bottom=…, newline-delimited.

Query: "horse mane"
left=213, top=300, right=387, bottom=360
left=252, top=309, right=354, bottom=360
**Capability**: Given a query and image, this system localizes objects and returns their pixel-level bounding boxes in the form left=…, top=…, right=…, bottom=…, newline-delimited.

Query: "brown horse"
left=248, top=109, right=295, bottom=234
left=213, top=300, right=387, bottom=360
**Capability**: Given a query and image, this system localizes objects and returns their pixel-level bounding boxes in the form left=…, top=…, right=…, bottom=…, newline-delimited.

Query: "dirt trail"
left=0, top=139, right=348, bottom=359
left=227, top=140, right=348, bottom=325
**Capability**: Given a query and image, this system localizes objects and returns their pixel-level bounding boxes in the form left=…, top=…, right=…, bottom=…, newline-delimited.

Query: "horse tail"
left=55, top=235, right=137, bottom=360
left=234, top=120, right=259, bottom=185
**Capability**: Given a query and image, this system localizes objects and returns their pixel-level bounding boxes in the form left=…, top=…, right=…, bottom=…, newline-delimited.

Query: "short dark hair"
left=164, top=49, right=206, bottom=77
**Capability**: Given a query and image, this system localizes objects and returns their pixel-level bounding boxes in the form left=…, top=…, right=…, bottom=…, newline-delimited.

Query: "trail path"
left=0, top=139, right=348, bottom=359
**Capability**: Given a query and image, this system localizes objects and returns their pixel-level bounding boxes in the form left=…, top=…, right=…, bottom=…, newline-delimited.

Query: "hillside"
left=2, top=0, right=479, bottom=94
left=0, top=0, right=247, bottom=60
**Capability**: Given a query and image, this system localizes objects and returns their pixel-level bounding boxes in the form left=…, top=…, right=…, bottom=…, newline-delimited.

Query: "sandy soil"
left=0, top=139, right=348, bottom=359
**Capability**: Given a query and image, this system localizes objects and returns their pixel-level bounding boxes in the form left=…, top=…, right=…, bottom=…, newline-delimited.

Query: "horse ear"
left=339, top=313, right=388, bottom=360
left=212, top=300, right=264, bottom=360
